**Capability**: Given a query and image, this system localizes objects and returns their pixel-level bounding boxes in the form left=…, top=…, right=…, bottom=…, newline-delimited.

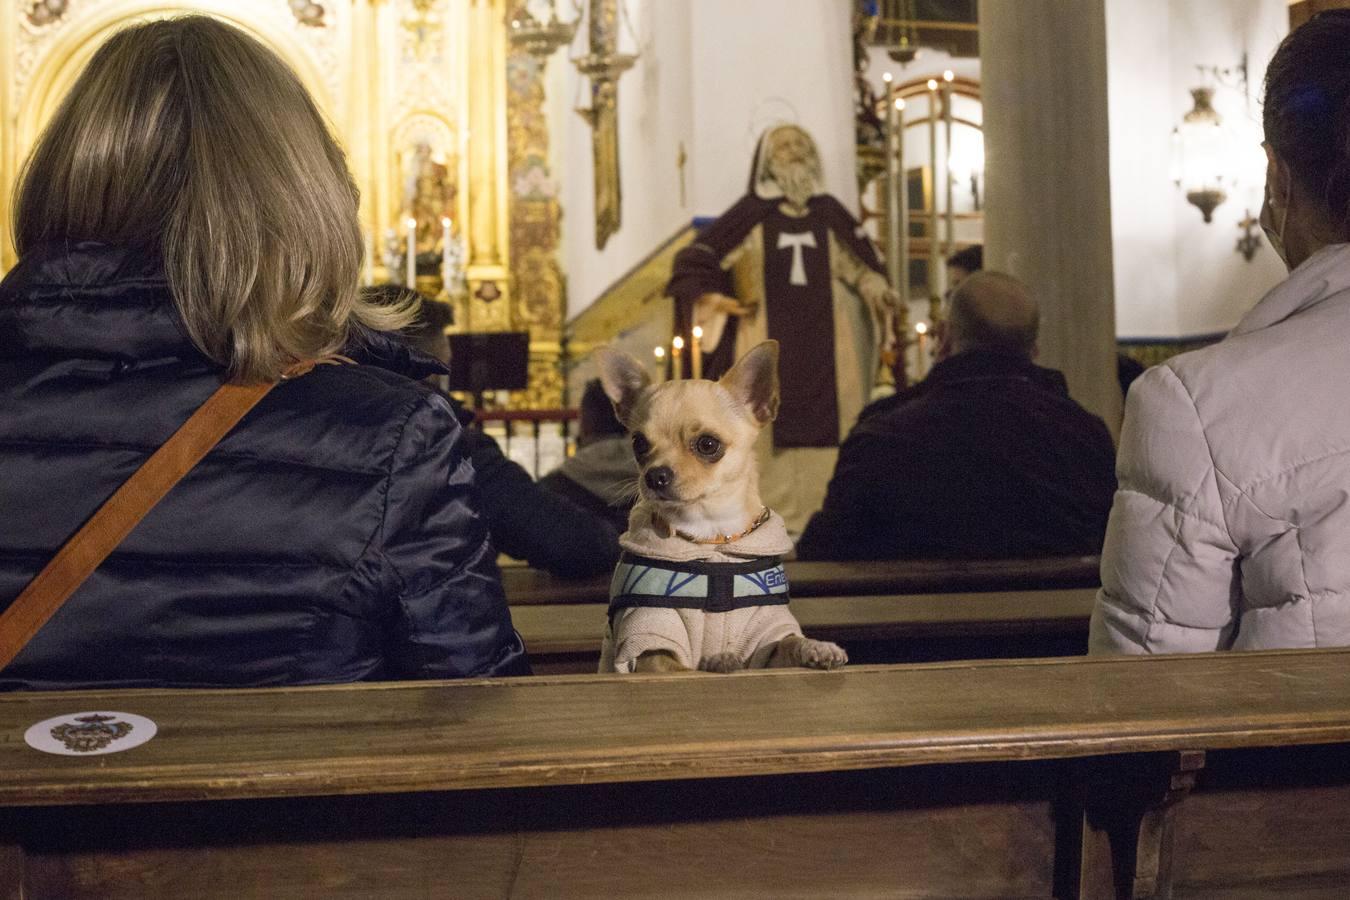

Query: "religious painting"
left=393, top=115, right=460, bottom=259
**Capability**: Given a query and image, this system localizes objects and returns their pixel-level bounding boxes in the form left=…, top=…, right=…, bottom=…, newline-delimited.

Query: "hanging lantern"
left=1175, top=87, right=1229, bottom=223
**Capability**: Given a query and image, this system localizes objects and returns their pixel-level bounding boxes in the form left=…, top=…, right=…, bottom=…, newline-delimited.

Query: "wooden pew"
left=515, top=587, right=1098, bottom=673
left=502, top=555, right=1102, bottom=605
left=5, top=650, right=1350, bottom=898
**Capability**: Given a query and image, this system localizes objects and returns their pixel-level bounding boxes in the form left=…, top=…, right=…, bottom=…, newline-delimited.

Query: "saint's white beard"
left=770, top=160, right=819, bottom=208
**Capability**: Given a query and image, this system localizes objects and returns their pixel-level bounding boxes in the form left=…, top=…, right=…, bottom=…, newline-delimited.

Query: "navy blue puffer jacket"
left=0, top=242, right=529, bottom=689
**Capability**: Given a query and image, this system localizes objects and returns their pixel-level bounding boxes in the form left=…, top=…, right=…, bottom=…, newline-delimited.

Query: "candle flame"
left=895, top=98, right=905, bottom=111
left=672, top=336, right=685, bottom=351
left=691, top=325, right=703, bottom=339
left=405, top=217, right=417, bottom=230
left=927, top=79, right=938, bottom=91
left=882, top=72, right=893, bottom=83
left=654, top=346, right=666, bottom=359
left=943, top=70, right=955, bottom=82
left=915, top=322, right=929, bottom=335
left=441, top=216, right=452, bottom=228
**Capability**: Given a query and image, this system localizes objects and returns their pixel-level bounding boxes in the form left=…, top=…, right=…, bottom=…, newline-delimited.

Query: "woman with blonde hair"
left=0, top=16, right=529, bottom=687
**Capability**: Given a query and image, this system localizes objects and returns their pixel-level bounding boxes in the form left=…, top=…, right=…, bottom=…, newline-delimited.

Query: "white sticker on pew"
left=24, top=711, right=157, bottom=756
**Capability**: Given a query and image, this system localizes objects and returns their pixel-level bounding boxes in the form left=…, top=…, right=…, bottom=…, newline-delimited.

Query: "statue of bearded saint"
left=666, top=124, right=900, bottom=532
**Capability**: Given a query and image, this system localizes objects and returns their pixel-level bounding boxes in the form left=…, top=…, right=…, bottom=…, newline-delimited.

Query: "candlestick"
left=927, top=80, right=940, bottom=312
left=671, top=335, right=685, bottom=379
left=404, top=217, right=417, bottom=287
left=690, top=325, right=703, bottom=380
left=653, top=346, right=666, bottom=384
left=885, top=85, right=909, bottom=387
left=915, top=321, right=930, bottom=378
left=942, top=70, right=956, bottom=259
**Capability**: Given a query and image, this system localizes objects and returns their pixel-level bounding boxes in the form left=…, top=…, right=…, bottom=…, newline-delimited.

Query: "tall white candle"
left=404, top=217, right=417, bottom=287
left=671, top=335, right=685, bottom=380
left=690, top=325, right=703, bottom=380
left=653, top=346, right=666, bottom=384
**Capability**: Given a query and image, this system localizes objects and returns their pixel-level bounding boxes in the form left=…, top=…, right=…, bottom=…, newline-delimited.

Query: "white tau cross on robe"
left=776, top=231, right=818, bottom=287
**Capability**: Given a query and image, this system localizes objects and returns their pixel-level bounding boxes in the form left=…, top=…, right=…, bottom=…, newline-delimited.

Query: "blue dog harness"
left=608, top=551, right=790, bottom=623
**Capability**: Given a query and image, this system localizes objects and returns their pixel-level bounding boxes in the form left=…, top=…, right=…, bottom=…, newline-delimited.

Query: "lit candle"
left=404, top=217, right=417, bottom=287
left=915, top=321, right=930, bottom=378
left=441, top=217, right=453, bottom=290
left=690, top=325, right=703, bottom=380
left=671, top=335, right=685, bottom=379
left=653, top=345, right=666, bottom=383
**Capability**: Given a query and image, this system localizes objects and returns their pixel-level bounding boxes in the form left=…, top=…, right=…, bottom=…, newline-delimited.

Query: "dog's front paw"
left=797, top=639, right=848, bottom=670
left=698, top=652, right=745, bottom=674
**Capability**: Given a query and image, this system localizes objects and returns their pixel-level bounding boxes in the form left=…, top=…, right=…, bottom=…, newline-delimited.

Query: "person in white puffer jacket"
left=1091, top=10, right=1350, bottom=654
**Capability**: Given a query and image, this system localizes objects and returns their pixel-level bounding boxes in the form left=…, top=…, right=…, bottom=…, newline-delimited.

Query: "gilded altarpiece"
left=0, top=0, right=565, bottom=406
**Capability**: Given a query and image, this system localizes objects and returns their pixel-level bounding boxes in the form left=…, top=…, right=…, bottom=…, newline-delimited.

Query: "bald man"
left=797, top=271, right=1117, bottom=561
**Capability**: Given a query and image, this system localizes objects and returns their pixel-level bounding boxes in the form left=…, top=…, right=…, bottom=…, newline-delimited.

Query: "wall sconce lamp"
left=1236, top=211, right=1262, bottom=262
left=1174, top=54, right=1263, bottom=262
left=1174, top=86, right=1228, bottom=223
left=509, top=1, right=578, bottom=59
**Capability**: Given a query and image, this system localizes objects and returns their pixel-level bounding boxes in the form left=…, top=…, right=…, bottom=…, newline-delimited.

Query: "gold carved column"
left=505, top=13, right=565, bottom=408
left=464, top=0, right=512, bottom=330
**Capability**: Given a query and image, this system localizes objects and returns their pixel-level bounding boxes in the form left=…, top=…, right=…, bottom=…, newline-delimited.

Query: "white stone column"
left=979, top=0, right=1122, bottom=434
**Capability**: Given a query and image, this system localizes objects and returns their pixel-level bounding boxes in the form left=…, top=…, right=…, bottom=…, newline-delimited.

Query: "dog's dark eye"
left=694, top=434, right=722, bottom=459
left=632, top=432, right=651, bottom=460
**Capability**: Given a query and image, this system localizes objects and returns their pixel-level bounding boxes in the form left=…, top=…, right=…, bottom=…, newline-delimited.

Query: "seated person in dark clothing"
left=539, top=379, right=637, bottom=533
left=947, top=244, right=983, bottom=291
left=399, top=298, right=622, bottom=578
left=797, top=272, right=1117, bottom=561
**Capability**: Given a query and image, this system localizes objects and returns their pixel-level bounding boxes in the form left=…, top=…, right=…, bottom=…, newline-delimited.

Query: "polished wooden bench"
left=5, top=650, right=1350, bottom=898
left=501, top=555, right=1103, bottom=605
left=515, top=587, right=1098, bottom=673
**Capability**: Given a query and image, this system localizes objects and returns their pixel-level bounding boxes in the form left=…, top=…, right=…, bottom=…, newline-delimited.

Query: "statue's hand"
left=696, top=292, right=755, bottom=318
left=859, top=273, right=901, bottom=311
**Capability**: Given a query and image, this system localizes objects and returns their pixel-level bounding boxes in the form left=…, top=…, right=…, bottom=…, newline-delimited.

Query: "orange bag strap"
left=0, top=375, right=286, bottom=672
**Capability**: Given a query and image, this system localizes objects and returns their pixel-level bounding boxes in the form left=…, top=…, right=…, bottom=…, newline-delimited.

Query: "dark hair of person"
left=406, top=295, right=454, bottom=362
left=579, top=378, right=626, bottom=442
left=947, top=271, right=1038, bottom=358
left=947, top=244, right=983, bottom=273
left=1263, top=10, right=1350, bottom=239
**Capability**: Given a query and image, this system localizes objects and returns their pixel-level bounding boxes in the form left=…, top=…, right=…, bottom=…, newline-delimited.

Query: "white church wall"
left=1107, top=0, right=1288, bottom=339
left=1106, top=0, right=1182, bottom=337
left=1168, top=0, right=1287, bottom=336
left=687, top=0, right=858, bottom=218
left=557, top=0, right=695, bottom=320
left=556, top=0, right=859, bottom=320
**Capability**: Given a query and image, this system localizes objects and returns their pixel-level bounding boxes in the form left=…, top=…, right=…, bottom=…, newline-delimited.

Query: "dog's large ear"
left=720, top=340, right=779, bottom=425
left=595, top=346, right=651, bottom=428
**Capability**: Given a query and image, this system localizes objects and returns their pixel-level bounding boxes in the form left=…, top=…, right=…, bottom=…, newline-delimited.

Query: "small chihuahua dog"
left=594, top=339, right=848, bottom=674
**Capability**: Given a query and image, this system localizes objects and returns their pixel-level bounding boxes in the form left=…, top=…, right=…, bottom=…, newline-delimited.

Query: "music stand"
left=447, top=331, right=530, bottom=410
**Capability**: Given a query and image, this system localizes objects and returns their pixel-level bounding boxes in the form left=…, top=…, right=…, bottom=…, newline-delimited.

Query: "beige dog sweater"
left=598, top=506, right=801, bottom=673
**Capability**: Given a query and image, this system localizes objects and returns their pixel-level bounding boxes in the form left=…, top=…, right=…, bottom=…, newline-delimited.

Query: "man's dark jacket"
left=0, top=242, right=529, bottom=690
left=796, top=349, right=1117, bottom=560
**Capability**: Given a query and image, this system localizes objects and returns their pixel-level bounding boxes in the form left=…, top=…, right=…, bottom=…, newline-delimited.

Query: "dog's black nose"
left=644, top=466, right=674, bottom=492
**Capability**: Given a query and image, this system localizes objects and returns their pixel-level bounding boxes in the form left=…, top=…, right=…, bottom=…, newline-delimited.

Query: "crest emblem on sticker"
left=24, top=711, right=157, bottom=756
